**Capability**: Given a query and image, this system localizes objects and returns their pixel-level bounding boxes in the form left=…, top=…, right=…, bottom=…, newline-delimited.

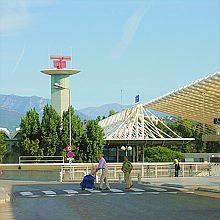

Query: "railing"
left=60, top=162, right=214, bottom=182
left=19, top=156, right=64, bottom=164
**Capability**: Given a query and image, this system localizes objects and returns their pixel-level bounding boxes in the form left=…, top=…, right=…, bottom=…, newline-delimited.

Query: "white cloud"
left=0, top=0, right=55, bottom=35
left=112, top=4, right=151, bottom=59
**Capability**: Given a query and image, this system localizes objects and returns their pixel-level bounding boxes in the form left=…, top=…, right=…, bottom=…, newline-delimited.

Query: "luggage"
left=80, top=174, right=96, bottom=190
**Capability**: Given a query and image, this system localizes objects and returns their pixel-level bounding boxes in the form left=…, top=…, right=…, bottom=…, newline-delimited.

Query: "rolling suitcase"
left=80, top=174, right=96, bottom=190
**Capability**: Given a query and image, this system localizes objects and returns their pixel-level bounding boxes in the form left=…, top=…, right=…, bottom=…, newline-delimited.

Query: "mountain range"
left=0, top=94, right=129, bottom=130
left=0, top=94, right=167, bottom=131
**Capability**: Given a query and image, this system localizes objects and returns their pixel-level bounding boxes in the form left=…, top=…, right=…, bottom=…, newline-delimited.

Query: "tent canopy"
left=144, top=72, right=220, bottom=126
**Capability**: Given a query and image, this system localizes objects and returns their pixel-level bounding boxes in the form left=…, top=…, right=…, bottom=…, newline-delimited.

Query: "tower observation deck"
left=41, top=55, right=80, bottom=116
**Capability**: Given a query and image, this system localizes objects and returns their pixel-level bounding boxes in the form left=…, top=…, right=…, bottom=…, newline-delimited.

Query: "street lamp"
left=54, top=83, right=71, bottom=146
left=121, top=145, right=132, bottom=156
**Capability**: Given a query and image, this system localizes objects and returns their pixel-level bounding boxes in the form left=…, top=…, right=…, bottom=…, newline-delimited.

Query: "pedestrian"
left=96, top=153, right=110, bottom=190
left=122, top=156, right=133, bottom=189
left=174, top=159, right=180, bottom=177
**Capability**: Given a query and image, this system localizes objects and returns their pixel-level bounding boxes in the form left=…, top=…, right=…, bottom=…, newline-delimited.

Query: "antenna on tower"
left=70, top=47, right=73, bottom=68
left=48, top=48, right=50, bottom=68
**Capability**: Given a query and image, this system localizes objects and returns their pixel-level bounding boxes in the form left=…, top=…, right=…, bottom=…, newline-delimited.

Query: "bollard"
left=60, top=171, right=63, bottom=182
left=137, top=172, right=141, bottom=184
left=118, top=173, right=123, bottom=183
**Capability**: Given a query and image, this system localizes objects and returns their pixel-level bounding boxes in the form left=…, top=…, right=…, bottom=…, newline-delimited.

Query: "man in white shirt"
left=96, top=153, right=110, bottom=190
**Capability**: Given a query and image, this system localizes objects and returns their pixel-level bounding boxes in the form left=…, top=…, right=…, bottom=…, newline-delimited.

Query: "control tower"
left=41, top=55, right=80, bottom=116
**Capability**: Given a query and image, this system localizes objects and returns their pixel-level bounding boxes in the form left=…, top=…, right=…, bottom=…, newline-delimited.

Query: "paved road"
left=0, top=183, right=220, bottom=220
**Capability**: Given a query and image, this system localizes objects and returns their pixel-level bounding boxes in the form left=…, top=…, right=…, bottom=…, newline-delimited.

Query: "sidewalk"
left=0, top=187, right=10, bottom=204
left=141, top=176, right=220, bottom=193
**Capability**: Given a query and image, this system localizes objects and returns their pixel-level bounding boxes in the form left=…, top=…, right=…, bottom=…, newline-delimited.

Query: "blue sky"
left=0, top=0, right=219, bottom=109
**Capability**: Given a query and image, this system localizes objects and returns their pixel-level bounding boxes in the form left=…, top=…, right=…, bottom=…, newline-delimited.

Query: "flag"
left=135, top=95, right=140, bottom=103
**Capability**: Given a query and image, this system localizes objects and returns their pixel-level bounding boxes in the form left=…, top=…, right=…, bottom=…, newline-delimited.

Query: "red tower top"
left=50, top=55, right=71, bottom=69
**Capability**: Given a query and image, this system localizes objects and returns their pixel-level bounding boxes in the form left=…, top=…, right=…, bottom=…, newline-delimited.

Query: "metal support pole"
left=69, top=88, right=71, bottom=146
left=133, top=147, right=135, bottom=162
left=142, top=146, right=145, bottom=162
left=117, top=146, right=119, bottom=162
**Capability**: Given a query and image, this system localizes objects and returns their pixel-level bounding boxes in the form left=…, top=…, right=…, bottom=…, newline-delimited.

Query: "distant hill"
left=0, top=94, right=168, bottom=130
left=0, top=94, right=129, bottom=130
left=0, top=94, right=50, bottom=116
left=79, top=103, right=130, bottom=119
left=0, top=108, right=22, bottom=130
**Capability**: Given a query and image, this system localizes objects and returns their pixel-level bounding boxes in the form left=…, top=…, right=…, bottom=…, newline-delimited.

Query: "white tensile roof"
left=144, top=72, right=220, bottom=126
left=99, top=104, right=194, bottom=144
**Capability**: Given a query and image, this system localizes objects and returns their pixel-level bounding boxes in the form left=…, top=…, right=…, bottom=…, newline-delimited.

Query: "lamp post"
left=54, top=83, right=71, bottom=146
left=121, top=145, right=132, bottom=156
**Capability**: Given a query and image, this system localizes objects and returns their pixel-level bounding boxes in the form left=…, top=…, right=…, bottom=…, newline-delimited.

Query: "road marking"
left=63, top=190, right=79, bottom=194
left=79, top=194, right=91, bottom=196
left=19, top=191, right=33, bottom=196
left=186, top=191, right=194, bottom=194
left=165, top=192, right=177, bottom=194
left=146, top=192, right=160, bottom=194
left=64, top=194, right=76, bottom=197
left=110, top=189, right=123, bottom=193
left=28, top=195, right=40, bottom=198
left=149, top=187, right=167, bottom=192
left=130, top=187, right=145, bottom=192
left=114, top=193, right=126, bottom=195
left=96, top=193, right=109, bottom=195
left=85, top=189, right=101, bottom=193
left=42, top=191, right=56, bottom=195
left=129, top=192, right=143, bottom=195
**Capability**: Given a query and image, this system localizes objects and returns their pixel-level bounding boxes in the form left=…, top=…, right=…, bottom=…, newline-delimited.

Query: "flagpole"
left=121, top=89, right=123, bottom=111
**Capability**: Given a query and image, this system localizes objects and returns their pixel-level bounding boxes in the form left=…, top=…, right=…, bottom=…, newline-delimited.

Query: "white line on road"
left=79, top=194, right=91, bottom=196
left=19, top=192, right=33, bottom=196
left=110, top=189, right=123, bottom=193
left=85, top=189, right=101, bottom=193
left=129, top=192, right=143, bottom=195
left=146, top=192, right=160, bottom=194
left=165, top=192, right=177, bottom=194
left=96, top=193, right=109, bottom=195
left=42, top=191, right=57, bottom=195
left=130, top=188, right=145, bottom=192
left=149, top=187, right=167, bottom=192
left=28, top=195, right=40, bottom=198
left=63, top=190, right=79, bottom=194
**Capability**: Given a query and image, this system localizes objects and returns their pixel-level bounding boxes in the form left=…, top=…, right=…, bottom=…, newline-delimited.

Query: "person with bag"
left=96, top=153, right=110, bottom=190
left=122, top=156, right=133, bottom=189
left=174, top=159, right=180, bottom=177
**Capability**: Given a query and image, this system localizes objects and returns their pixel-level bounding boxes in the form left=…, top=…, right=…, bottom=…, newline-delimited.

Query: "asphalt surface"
left=0, top=183, right=220, bottom=220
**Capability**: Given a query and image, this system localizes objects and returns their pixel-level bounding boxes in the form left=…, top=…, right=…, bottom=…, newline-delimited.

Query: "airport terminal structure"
left=99, top=72, right=220, bottom=162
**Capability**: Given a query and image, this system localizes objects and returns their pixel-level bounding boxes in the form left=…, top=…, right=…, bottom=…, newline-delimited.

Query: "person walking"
left=96, top=153, right=110, bottom=190
left=122, top=156, right=133, bottom=189
left=174, top=159, right=180, bottom=177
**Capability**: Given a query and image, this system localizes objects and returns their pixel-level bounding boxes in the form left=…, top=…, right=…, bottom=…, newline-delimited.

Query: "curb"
left=0, top=187, right=10, bottom=204
left=196, top=187, right=220, bottom=194
left=160, top=183, right=184, bottom=188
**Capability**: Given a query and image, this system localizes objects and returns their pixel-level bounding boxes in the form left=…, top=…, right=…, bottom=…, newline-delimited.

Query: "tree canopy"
left=0, top=131, right=9, bottom=163
left=14, top=105, right=106, bottom=162
left=144, top=146, right=185, bottom=162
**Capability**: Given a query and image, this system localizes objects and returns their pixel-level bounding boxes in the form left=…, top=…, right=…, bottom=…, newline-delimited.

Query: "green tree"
left=61, top=107, right=84, bottom=158
left=85, top=119, right=106, bottom=162
left=41, top=105, right=62, bottom=156
left=0, top=131, right=9, bottom=163
left=16, top=108, right=43, bottom=156
left=144, top=146, right=185, bottom=162
left=109, top=109, right=117, bottom=117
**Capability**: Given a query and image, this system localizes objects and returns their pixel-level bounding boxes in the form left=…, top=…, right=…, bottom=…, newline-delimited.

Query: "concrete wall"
left=51, top=74, right=70, bottom=116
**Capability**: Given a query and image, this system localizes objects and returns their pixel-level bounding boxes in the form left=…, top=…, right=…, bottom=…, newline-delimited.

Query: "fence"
left=19, top=156, right=64, bottom=164
left=60, top=162, right=217, bottom=182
